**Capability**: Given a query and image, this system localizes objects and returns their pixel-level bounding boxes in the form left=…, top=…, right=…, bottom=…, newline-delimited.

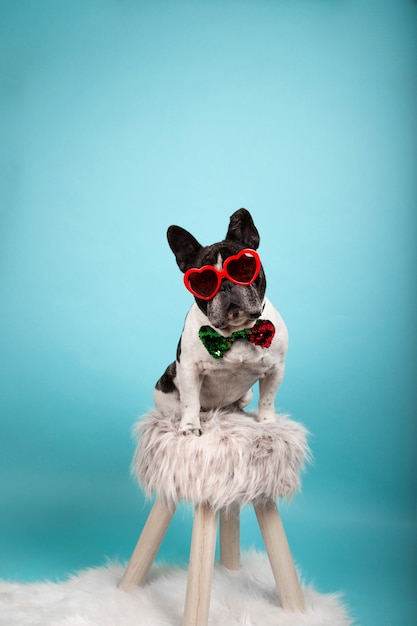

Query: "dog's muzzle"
left=206, top=285, right=263, bottom=329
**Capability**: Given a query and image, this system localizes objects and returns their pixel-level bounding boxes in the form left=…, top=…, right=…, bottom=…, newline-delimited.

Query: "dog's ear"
left=225, top=208, right=260, bottom=250
left=167, top=225, right=203, bottom=272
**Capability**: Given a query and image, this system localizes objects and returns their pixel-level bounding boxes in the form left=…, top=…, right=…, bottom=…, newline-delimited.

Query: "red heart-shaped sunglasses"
left=183, top=249, right=261, bottom=300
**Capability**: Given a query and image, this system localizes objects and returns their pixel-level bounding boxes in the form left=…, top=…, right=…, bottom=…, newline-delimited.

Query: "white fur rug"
left=0, top=552, right=353, bottom=626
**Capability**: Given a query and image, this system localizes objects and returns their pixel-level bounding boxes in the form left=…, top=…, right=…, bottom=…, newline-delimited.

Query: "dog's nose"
left=229, top=309, right=241, bottom=320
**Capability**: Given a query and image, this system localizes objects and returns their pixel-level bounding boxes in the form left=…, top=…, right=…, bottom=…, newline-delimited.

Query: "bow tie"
left=199, top=319, right=275, bottom=360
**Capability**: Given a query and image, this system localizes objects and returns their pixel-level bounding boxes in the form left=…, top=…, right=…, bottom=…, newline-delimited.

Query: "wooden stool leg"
left=182, top=503, right=218, bottom=626
left=254, top=500, right=305, bottom=612
left=220, top=502, right=240, bottom=571
left=119, top=498, right=175, bottom=590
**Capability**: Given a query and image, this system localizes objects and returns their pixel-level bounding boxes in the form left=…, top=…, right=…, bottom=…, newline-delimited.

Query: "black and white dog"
left=154, top=208, right=288, bottom=435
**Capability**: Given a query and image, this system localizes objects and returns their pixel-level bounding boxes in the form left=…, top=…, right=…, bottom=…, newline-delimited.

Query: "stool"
left=119, top=408, right=310, bottom=626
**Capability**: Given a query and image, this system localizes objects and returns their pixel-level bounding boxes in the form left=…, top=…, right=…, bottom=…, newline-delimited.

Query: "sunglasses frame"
left=183, top=248, right=261, bottom=300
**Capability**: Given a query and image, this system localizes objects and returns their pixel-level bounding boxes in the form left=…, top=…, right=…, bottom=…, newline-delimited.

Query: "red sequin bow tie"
left=199, top=319, right=275, bottom=360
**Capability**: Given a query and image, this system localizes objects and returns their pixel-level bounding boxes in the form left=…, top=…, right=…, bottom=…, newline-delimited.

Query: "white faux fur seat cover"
left=132, top=409, right=310, bottom=510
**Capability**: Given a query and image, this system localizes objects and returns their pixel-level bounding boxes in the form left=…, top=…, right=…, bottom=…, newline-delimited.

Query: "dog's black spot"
left=176, top=337, right=182, bottom=362
left=155, top=362, right=178, bottom=393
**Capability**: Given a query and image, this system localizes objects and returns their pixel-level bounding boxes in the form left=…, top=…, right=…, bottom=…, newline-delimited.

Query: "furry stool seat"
left=119, top=409, right=310, bottom=626
left=133, top=408, right=309, bottom=510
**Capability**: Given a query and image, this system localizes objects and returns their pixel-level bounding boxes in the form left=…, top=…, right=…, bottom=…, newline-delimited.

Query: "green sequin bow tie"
left=199, top=319, right=275, bottom=360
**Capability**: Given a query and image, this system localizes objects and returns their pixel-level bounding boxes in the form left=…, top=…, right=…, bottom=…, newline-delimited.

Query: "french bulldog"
left=154, top=208, right=288, bottom=436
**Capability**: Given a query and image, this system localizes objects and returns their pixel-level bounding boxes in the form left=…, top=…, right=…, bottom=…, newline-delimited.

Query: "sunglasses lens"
left=227, top=253, right=258, bottom=283
left=188, top=268, right=219, bottom=298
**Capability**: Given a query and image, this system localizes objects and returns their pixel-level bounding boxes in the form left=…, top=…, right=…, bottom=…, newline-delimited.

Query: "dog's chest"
left=199, top=339, right=273, bottom=375
left=196, top=340, right=275, bottom=408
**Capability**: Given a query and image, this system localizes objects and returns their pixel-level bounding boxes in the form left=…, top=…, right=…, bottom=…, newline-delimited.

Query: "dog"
left=154, top=208, right=288, bottom=435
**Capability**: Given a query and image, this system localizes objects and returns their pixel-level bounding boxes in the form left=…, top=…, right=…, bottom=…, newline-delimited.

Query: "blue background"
left=1, top=1, right=416, bottom=624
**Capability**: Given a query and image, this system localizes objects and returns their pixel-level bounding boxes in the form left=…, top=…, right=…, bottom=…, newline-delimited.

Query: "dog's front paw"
left=257, top=410, right=276, bottom=423
left=179, top=420, right=202, bottom=437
